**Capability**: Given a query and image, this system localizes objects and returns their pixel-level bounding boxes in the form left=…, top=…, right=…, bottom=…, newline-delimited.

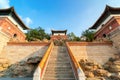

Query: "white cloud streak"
left=19, top=15, right=33, bottom=26
left=0, top=0, right=10, bottom=8
left=23, top=17, right=33, bottom=26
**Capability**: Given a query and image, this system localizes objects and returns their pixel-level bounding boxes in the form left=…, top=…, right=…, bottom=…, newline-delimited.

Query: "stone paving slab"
left=0, top=78, right=32, bottom=80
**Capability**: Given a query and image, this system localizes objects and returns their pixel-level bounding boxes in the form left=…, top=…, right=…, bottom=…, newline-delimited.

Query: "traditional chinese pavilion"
left=90, top=5, right=120, bottom=40
left=0, top=7, right=29, bottom=42
left=51, top=30, right=68, bottom=40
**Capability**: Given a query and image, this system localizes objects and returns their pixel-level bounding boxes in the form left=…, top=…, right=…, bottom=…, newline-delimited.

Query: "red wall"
left=95, top=17, right=120, bottom=38
left=0, top=17, right=26, bottom=42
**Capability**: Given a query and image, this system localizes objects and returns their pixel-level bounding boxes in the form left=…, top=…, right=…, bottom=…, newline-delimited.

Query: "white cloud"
left=0, top=0, right=10, bottom=8
left=107, top=0, right=120, bottom=7
left=19, top=15, right=33, bottom=26
left=23, top=17, right=33, bottom=26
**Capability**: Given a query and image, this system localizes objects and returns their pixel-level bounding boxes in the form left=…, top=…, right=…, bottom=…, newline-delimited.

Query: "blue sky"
left=0, top=0, right=120, bottom=36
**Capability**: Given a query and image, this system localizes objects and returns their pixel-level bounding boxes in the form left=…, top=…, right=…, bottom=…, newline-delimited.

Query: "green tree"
left=67, top=32, right=80, bottom=41
left=74, top=36, right=81, bottom=41
left=81, top=30, right=95, bottom=42
left=26, top=27, right=50, bottom=41
left=45, top=33, right=51, bottom=40
left=67, top=32, right=76, bottom=41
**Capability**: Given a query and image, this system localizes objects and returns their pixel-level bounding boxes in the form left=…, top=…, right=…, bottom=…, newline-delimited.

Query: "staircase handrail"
left=66, top=42, right=86, bottom=80
left=39, top=41, right=53, bottom=71
left=33, top=42, right=54, bottom=80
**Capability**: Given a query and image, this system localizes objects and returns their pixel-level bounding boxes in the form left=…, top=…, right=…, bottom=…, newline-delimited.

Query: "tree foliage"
left=26, top=27, right=50, bottom=41
left=67, top=32, right=80, bottom=41
left=81, top=30, right=95, bottom=42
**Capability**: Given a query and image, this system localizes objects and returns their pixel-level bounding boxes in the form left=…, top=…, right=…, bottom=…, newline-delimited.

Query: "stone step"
left=50, top=54, right=68, bottom=56
left=49, top=57, right=69, bottom=59
left=44, top=73, right=75, bottom=78
left=49, top=57, right=69, bottom=62
left=49, top=58, right=69, bottom=61
left=45, top=69, right=73, bottom=74
left=43, top=77, right=75, bottom=80
left=48, top=63, right=71, bottom=66
left=50, top=56, right=69, bottom=59
left=45, top=69, right=73, bottom=72
left=48, top=60, right=70, bottom=63
left=50, top=55, right=69, bottom=57
left=46, top=66, right=72, bottom=70
left=47, top=65, right=72, bottom=68
left=48, top=61, right=70, bottom=64
left=47, top=64, right=71, bottom=67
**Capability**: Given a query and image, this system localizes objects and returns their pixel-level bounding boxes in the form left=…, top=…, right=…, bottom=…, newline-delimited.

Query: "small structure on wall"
left=0, top=7, right=29, bottom=42
left=51, top=30, right=68, bottom=40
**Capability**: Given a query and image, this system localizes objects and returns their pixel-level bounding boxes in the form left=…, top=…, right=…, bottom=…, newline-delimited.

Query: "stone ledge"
left=68, top=42, right=112, bottom=46
left=7, top=42, right=50, bottom=46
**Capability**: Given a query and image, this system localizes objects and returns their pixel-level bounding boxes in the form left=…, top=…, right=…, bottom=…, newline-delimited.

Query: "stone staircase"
left=43, top=46, right=76, bottom=80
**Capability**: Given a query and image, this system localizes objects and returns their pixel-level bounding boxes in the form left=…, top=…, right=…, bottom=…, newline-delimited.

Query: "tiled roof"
left=0, top=7, right=29, bottom=30
left=90, top=5, right=120, bottom=29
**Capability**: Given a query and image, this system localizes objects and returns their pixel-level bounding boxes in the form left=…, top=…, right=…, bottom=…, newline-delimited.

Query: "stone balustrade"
left=33, top=42, right=54, bottom=80
left=66, top=42, right=86, bottom=80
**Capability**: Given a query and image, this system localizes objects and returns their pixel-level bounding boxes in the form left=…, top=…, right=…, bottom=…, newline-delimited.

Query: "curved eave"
left=51, top=29, right=67, bottom=33
left=51, top=29, right=67, bottom=35
left=89, top=5, right=120, bottom=29
left=0, top=7, right=29, bottom=30
left=51, top=29, right=67, bottom=31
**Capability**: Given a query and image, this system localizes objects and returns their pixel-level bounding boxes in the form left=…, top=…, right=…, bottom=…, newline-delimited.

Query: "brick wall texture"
left=0, top=17, right=26, bottom=42
left=0, top=45, right=48, bottom=65
left=70, top=45, right=118, bottom=65
left=95, top=16, right=120, bottom=38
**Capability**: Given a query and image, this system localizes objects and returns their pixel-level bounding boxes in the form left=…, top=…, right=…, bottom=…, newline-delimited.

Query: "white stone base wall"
left=110, top=30, right=120, bottom=52
left=70, top=45, right=118, bottom=65
left=0, top=31, right=10, bottom=54
left=0, top=45, right=48, bottom=64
